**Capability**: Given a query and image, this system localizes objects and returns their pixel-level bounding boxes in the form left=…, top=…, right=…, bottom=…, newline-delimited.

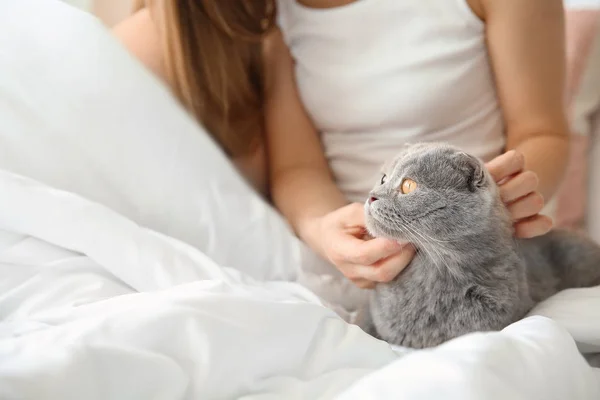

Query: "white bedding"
left=1, top=170, right=600, bottom=400
left=1, top=1, right=600, bottom=399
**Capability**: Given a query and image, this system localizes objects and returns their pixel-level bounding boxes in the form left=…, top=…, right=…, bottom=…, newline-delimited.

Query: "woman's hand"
left=486, top=150, right=553, bottom=238
left=311, top=203, right=416, bottom=289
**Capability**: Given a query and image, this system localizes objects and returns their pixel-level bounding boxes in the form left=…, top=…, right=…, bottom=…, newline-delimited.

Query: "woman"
left=267, top=0, right=567, bottom=288
left=114, top=1, right=555, bottom=291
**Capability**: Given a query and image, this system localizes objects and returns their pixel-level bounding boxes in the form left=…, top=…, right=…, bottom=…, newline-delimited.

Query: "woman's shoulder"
left=112, top=8, right=167, bottom=82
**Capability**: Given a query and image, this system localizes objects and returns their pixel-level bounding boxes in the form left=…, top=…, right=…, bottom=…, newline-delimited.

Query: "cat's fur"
left=364, top=143, right=600, bottom=349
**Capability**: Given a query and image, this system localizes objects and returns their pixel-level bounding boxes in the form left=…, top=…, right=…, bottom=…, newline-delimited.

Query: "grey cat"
left=364, top=142, right=600, bottom=349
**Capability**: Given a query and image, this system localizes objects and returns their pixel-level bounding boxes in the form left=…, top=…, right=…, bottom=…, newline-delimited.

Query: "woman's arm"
left=478, top=0, right=570, bottom=201
left=263, top=31, right=346, bottom=243
left=263, top=31, right=412, bottom=287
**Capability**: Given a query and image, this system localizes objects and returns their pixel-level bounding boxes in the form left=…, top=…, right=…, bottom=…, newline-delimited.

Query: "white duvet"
left=1, top=1, right=600, bottom=399
left=2, top=170, right=600, bottom=400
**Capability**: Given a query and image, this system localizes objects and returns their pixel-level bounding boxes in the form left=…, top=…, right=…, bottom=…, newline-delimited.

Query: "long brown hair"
left=132, top=0, right=277, bottom=156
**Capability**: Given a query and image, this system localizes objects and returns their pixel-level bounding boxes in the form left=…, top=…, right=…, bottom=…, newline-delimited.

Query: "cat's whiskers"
left=413, top=231, right=454, bottom=244
left=394, top=220, right=464, bottom=279
left=401, top=223, right=445, bottom=272
left=372, top=207, right=454, bottom=275
left=380, top=212, right=446, bottom=275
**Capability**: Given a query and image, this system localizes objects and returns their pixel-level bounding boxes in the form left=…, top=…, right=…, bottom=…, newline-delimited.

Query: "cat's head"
left=365, top=143, right=505, bottom=245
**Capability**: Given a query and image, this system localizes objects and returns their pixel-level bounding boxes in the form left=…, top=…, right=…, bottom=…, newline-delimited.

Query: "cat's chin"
left=364, top=204, right=410, bottom=244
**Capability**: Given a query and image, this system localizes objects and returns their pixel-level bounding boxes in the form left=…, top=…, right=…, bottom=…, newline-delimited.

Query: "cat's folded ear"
left=454, top=152, right=487, bottom=192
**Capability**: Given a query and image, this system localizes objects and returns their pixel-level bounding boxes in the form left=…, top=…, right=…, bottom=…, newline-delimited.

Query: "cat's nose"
left=368, top=196, right=378, bottom=204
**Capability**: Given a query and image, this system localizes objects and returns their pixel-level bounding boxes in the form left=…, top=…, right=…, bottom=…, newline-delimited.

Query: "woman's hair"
left=132, top=0, right=277, bottom=156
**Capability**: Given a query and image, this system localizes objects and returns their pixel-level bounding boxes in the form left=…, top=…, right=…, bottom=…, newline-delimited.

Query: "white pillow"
left=0, top=0, right=301, bottom=281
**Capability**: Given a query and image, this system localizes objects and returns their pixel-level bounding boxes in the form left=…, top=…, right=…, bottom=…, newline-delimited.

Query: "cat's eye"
left=380, top=174, right=387, bottom=185
left=400, top=178, right=418, bottom=194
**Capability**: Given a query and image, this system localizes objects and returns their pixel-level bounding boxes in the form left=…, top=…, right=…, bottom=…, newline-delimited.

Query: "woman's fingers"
left=322, top=202, right=414, bottom=288
left=332, top=234, right=403, bottom=267
left=487, top=150, right=552, bottom=240
left=337, top=202, right=367, bottom=225
left=506, top=191, right=545, bottom=220
left=499, top=170, right=539, bottom=203
left=348, top=237, right=404, bottom=266
left=330, top=203, right=403, bottom=265
left=349, top=245, right=416, bottom=283
left=486, top=150, right=525, bottom=183
left=514, top=214, right=553, bottom=238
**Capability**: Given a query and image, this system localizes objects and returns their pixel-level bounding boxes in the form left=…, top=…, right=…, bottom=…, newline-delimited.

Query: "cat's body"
left=364, top=143, right=600, bottom=349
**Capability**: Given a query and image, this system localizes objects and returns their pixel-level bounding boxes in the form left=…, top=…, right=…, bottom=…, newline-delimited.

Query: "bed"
left=1, top=1, right=599, bottom=399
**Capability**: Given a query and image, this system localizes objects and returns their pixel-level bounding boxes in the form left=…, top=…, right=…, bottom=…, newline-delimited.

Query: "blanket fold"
left=0, top=167, right=599, bottom=399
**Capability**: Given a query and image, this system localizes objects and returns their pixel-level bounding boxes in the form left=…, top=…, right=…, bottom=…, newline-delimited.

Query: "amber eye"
left=400, top=178, right=418, bottom=194
left=380, top=174, right=387, bottom=185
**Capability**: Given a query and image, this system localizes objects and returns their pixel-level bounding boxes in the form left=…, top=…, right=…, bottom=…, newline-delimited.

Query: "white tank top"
left=278, top=0, right=505, bottom=203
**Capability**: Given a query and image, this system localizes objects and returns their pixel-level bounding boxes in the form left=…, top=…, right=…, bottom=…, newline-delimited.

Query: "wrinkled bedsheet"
left=0, top=170, right=599, bottom=399
left=1, top=0, right=600, bottom=398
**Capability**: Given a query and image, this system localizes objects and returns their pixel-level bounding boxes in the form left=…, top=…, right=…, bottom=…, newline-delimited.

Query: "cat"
left=364, top=142, right=600, bottom=349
